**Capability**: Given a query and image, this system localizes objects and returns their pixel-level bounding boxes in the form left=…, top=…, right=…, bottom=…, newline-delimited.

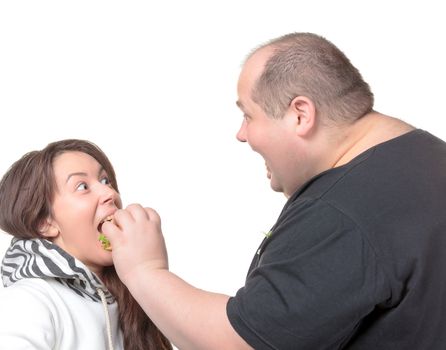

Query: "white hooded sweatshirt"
left=0, top=238, right=124, bottom=349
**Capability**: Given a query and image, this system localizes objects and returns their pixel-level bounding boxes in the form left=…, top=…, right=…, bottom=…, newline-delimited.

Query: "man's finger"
left=101, top=219, right=121, bottom=245
left=124, top=203, right=149, bottom=222
left=144, top=207, right=161, bottom=224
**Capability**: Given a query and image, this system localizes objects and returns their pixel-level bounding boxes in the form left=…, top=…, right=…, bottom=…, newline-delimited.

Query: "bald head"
left=244, top=33, right=374, bottom=123
left=238, top=46, right=274, bottom=107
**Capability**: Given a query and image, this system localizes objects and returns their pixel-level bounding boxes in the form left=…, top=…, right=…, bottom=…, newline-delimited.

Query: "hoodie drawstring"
left=97, top=288, right=114, bottom=350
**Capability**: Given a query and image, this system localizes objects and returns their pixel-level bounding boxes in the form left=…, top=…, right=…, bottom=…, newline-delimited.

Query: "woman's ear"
left=287, top=95, right=316, bottom=136
left=39, top=218, right=60, bottom=238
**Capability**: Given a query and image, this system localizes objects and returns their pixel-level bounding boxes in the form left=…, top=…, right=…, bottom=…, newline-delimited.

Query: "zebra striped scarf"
left=1, top=238, right=114, bottom=304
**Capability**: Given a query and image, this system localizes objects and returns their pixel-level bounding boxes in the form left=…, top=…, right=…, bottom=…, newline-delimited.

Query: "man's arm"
left=104, top=204, right=252, bottom=350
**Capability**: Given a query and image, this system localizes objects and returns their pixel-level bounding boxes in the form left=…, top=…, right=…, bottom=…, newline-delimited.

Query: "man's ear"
left=287, top=95, right=316, bottom=136
left=39, top=218, right=60, bottom=238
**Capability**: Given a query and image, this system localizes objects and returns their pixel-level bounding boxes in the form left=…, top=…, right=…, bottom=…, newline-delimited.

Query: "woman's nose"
left=99, top=184, right=119, bottom=205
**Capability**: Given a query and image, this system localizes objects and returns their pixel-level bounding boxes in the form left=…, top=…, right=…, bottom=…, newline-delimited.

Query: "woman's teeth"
left=98, top=215, right=114, bottom=232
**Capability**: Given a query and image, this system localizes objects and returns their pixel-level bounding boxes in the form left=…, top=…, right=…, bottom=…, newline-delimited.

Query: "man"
left=105, top=33, right=446, bottom=349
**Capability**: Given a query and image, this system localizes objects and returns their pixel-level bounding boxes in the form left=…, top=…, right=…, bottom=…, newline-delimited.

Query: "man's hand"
left=103, top=204, right=168, bottom=284
left=102, top=204, right=252, bottom=350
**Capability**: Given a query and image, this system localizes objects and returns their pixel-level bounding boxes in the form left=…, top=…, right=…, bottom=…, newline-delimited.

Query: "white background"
left=1, top=0, right=445, bottom=303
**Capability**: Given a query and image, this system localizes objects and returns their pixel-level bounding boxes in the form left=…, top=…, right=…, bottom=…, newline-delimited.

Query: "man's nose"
left=236, top=120, right=247, bottom=142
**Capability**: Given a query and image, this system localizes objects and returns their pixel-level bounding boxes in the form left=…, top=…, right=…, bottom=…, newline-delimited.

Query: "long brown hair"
left=0, top=139, right=172, bottom=350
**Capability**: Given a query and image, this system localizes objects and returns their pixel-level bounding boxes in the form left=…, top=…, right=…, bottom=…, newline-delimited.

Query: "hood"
left=1, top=238, right=114, bottom=304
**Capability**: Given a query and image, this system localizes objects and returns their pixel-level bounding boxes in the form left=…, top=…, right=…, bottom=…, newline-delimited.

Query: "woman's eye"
left=100, top=177, right=110, bottom=185
left=76, top=182, right=88, bottom=191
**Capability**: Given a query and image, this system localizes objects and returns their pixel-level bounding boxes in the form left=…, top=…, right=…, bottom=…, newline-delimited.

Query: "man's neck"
left=330, top=112, right=415, bottom=168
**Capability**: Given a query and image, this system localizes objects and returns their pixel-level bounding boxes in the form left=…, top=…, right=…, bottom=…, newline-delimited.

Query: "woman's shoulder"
left=0, top=278, right=60, bottom=314
left=2, top=277, right=56, bottom=296
left=0, top=279, right=60, bottom=347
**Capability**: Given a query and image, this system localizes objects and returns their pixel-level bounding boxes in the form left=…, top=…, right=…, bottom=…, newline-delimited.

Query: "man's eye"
left=76, top=182, right=88, bottom=191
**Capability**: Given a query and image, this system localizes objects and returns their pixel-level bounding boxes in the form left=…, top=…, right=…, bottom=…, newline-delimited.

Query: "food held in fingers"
left=98, top=215, right=114, bottom=251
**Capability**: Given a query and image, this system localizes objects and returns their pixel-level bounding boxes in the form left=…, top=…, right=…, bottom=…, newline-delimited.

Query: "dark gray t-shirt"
left=227, top=130, right=446, bottom=349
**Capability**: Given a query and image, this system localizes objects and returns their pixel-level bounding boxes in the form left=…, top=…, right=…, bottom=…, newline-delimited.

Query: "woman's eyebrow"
left=97, top=166, right=106, bottom=177
left=65, top=166, right=106, bottom=183
left=65, top=172, right=87, bottom=183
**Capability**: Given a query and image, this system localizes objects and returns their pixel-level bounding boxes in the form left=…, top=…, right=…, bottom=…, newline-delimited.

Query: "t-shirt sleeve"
left=0, top=280, right=58, bottom=349
left=226, top=200, right=389, bottom=349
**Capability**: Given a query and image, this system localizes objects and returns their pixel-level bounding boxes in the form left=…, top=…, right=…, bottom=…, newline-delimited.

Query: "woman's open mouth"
left=98, top=215, right=114, bottom=233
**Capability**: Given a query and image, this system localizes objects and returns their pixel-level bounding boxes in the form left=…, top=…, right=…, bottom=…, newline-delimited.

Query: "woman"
left=0, top=139, right=172, bottom=350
